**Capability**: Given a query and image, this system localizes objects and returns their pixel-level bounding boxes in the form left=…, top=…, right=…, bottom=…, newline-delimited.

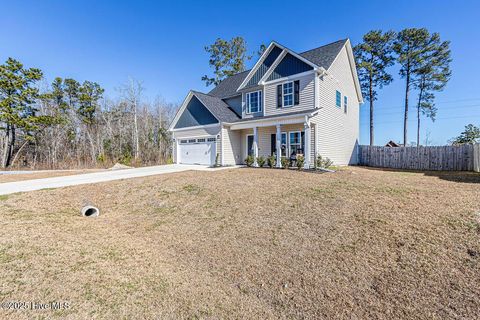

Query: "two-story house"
left=168, top=39, right=363, bottom=168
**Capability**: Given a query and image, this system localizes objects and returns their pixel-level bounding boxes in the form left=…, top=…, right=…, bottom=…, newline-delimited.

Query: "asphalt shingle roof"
left=192, top=91, right=240, bottom=123
left=298, top=39, right=347, bottom=71
left=208, top=39, right=347, bottom=99
left=207, top=70, right=249, bottom=99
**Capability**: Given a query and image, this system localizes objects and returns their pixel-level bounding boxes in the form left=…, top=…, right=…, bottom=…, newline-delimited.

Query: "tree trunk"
left=2, top=124, right=16, bottom=168
left=2, top=124, right=10, bottom=168
left=403, top=66, right=410, bottom=146
left=416, top=86, right=423, bottom=147
left=369, top=78, right=374, bottom=146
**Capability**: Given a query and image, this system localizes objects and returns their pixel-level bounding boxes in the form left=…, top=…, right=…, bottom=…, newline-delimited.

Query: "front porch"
left=228, top=117, right=316, bottom=169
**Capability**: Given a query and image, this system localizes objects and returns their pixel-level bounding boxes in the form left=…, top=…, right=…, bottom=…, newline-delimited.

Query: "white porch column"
left=253, top=126, right=259, bottom=167
left=304, top=119, right=311, bottom=169
left=276, top=124, right=282, bottom=168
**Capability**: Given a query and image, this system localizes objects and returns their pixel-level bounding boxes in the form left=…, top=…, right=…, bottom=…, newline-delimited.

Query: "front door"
left=247, top=135, right=254, bottom=156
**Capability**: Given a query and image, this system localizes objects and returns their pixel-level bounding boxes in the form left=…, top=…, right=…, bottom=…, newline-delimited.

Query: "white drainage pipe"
left=81, top=206, right=100, bottom=217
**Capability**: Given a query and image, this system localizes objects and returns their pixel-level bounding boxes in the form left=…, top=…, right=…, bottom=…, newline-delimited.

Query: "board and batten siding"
left=264, top=72, right=315, bottom=116
left=311, top=45, right=360, bottom=165
left=172, top=125, right=221, bottom=164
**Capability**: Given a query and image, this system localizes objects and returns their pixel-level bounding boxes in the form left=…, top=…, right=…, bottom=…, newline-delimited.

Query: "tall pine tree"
left=393, top=28, right=432, bottom=145
left=354, top=30, right=396, bottom=145
left=0, top=58, right=43, bottom=167
left=413, top=34, right=451, bottom=146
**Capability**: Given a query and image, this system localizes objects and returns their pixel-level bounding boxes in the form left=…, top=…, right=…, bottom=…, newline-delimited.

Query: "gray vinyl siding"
left=311, top=45, right=360, bottom=165
left=223, top=95, right=242, bottom=117
left=245, top=46, right=282, bottom=88
left=174, top=96, right=219, bottom=129
left=266, top=53, right=313, bottom=81
left=221, top=126, right=242, bottom=165
left=264, top=72, right=315, bottom=116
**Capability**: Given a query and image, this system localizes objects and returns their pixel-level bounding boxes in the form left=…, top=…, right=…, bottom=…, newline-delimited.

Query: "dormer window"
left=246, top=91, right=262, bottom=114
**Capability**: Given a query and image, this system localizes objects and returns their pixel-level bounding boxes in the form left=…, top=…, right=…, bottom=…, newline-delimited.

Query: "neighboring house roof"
left=299, top=39, right=348, bottom=71
left=191, top=91, right=240, bottom=123
left=385, top=140, right=402, bottom=147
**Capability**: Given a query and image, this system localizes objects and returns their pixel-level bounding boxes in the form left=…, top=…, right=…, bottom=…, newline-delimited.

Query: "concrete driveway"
left=0, top=164, right=231, bottom=195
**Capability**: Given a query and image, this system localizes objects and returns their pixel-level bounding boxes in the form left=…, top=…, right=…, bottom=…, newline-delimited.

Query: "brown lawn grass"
left=0, top=167, right=479, bottom=319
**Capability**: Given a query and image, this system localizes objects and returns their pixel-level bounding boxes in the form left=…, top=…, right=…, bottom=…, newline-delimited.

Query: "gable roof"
left=298, top=39, right=348, bottom=71
left=169, top=90, right=240, bottom=130
left=208, top=39, right=349, bottom=99
left=192, top=91, right=240, bottom=123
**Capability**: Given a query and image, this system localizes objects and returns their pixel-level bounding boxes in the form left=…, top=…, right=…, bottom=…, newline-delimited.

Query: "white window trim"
left=246, top=134, right=254, bottom=156
left=288, top=131, right=302, bottom=155
left=336, top=90, right=342, bottom=108
left=282, top=81, right=294, bottom=108
left=280, top=132, right=287, bottom=157
left=246, top=90, right=263, bottom=114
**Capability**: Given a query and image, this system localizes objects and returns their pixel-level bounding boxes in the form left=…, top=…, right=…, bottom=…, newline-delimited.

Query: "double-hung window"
left=336, top=90, right=341, bottom=108
left=246, top=91, right=262, bottom=114
left=344, top=96, right=348, bottom=113
left=289, top=131, right=302, bottom=155
left=283, top=82, right=294, bottom=107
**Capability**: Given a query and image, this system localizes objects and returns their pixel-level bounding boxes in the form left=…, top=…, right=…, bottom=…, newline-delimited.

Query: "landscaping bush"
left=214, top=153, right=220, bottom=167
left=267, top=155, right=276, bottom=168
left=281, top=157, right=289, bottom=169
left=245, top=155, right=254, bottom=167
left=316, top=155, right=333, bottom=169
left=257, top=156, right=266, bottom=168
left=296, top=155, right=305, bottom=170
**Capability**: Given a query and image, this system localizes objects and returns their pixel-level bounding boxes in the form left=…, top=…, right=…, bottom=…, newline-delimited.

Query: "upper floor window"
left=283, top=82, right=294, bottom=107
left=277, top=80, right=300, bottom=108
left=336, top=90, right=341, bottom=108
left=246, top=91, right=262, bottom=114
left=344, top=96, right=348, bottom=113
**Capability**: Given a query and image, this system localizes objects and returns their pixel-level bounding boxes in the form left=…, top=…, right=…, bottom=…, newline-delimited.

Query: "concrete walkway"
left=0, top=164, right=234, bottom=195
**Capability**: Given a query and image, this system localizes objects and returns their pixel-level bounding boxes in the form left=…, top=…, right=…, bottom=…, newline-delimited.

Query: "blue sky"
left=1, top=0, right=479, bottom=145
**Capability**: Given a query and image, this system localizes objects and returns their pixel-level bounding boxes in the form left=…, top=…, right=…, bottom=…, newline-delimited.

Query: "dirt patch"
left=0, top=167, right=479, bottom=319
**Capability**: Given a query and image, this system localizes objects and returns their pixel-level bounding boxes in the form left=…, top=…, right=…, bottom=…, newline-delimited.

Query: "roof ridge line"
left=299, top=38, right=348, bottom=55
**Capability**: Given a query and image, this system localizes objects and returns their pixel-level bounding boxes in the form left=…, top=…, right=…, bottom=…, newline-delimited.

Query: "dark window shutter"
left=294, top=80, right=300, bottom=105
left=277, top=84, right=282, bottom=108
left=271, top=134, right=276, bottom=155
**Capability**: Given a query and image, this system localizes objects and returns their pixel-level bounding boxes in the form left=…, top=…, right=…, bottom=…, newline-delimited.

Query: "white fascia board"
left=169, top=91, right=222, bottom=131
left=170, top=123, right=221, bottom=132
left=262, top=70, right=316, bottom=86
left=257, top=49, right=287, bottom=85
left=326, top=39, right=364, bottom=104
left=168, top=91, right=194, bottom=131
left=270, top=41, right=319, bottom=69
left=227, top=110, right=319, bottom=130
left=237, top=42, right=277, bottom=91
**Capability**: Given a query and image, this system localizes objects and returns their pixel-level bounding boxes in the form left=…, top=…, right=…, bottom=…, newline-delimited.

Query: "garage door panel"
left=179, top=140, right=216, bottom=165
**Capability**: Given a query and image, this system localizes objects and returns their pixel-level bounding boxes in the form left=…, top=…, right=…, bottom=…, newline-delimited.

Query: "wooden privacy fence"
left=358, top=144, right=480, bottom=171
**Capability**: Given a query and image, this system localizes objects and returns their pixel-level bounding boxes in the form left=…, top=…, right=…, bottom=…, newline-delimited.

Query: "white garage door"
left=178, top=137, right=216, bottom=166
